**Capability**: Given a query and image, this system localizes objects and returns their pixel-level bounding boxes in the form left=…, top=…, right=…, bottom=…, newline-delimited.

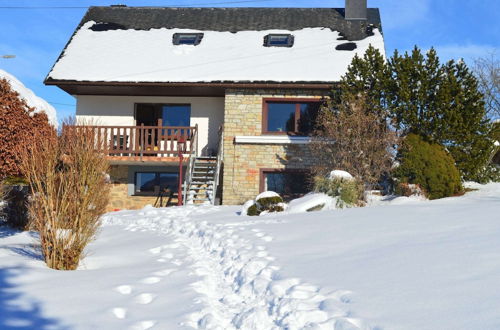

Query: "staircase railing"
left=212, top=125, right=224, bottom=205
left=182, top=124, right=198, bottom=205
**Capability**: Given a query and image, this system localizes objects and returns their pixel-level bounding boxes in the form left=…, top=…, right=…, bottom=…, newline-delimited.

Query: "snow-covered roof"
left=1, top=69, right=57, bottom=127
left=46, top=6, right=384, bottom=85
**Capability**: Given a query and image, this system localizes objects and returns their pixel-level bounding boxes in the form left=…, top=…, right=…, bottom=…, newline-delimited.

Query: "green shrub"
left=314, top=176, right=364, bottom=208
left=472, top=164, right=500, bottom=183
left=246, top=193, right=285, bottom=216
left=247, top=204, right=260, bottom=216
left=394, top=134, right=463, bottom=199
left=1, top=184, right=29, bottom=230
left=2, top=176, right=29, bottom=185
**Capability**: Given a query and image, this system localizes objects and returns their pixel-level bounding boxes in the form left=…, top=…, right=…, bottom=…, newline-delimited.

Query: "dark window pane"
left=136, top=172, right=157, bottom=193
left=178, top=35, right=197, bottom=44
left=162, top=105, right=191, bottom=127
left=269, top=35, right=288, bottom=45
left=264, top=171, right=309, bottom=200
left=265, top=34, right=294, bottom=47
left=267, top=103, right=296, bottom=132
left=159, top=173, right=179, bottom=192
left=298, top=102, right=321, bottom=135
left=173, top=33, right=204, bottom=45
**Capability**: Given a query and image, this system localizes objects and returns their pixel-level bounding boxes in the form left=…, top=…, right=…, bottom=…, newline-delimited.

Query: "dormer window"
left=264, top=34, right=294, bottom=47
left=173, top=33, right=204, bottom=46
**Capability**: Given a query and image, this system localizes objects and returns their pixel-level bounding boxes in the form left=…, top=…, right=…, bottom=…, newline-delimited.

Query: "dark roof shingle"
left=81, top=6, right=381, bottom=41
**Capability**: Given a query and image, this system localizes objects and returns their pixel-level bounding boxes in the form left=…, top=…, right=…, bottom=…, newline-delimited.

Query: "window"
left=263, top=99, right=322, bottom=135
left=135, top=172, right=179, bottom=196
left=161, top=104, right=190, bottom=127
left=136, top=104, right=191, bottom=127
left=264, top=34, right=294, bottom=47
left=261, top=170, right=309, bottom=200
left=172, top=33, right=204, bottom=46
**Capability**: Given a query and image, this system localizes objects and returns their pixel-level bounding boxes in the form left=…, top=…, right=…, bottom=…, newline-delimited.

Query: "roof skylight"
left=264, top=34, right=294, bottom=47
left=172, top=33, right=204, bottom=46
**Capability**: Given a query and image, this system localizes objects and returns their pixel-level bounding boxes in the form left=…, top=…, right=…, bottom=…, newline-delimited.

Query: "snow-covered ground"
left=1, top=183, right=499, bottom=329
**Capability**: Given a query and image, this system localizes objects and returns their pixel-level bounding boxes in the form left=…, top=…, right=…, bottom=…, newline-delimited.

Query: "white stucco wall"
left=76, top=95, right=225, bottom=155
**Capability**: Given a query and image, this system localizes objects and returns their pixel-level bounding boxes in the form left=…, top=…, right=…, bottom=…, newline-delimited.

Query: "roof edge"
left=44, top=79, right=336, bottom=89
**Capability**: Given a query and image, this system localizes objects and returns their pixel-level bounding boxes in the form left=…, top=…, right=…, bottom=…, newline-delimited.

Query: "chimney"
left=345, top=0, right=367, bottom=20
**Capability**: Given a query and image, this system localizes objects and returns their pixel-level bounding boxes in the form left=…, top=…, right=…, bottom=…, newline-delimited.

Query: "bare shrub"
left=18, top=119, right=110, bottom=270
left=311, top=94, right=399, bottom=187
left=395, top=182, right=426, bottom=198
left=473, top=53, right=499, bottom=119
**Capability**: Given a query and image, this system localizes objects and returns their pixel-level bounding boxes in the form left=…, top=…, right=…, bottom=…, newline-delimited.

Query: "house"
left=45, top=0, right=385, bottom=210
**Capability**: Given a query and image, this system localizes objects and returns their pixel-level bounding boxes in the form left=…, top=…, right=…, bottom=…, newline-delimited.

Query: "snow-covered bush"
left=286, top=193, right=337, bottom=213
left=314, top=170, right=364, bottom=208
left=243, top=191, right=286, bottom=216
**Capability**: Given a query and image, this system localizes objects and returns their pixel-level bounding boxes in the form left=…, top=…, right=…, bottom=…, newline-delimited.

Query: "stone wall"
left=222, top=88, right=329, bottom=205
left=107, top=165, right=177, bottom=211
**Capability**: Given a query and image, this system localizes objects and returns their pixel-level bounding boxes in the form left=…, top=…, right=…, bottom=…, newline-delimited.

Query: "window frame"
left=133, top=171, right=179, bottom=197
left=259, top=168, right=310, bottom=200
left=172, top=33, right=204, bottom=46
left=261, top=98, right=322, bottom=135
left=263, top=34, right=295, bottom=47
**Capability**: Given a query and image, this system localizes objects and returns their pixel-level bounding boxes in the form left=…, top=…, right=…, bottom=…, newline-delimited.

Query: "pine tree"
left=335, top=45, right=495, bottom=180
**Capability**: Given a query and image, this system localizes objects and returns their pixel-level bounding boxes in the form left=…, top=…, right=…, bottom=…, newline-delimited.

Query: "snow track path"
left=103, top=206, right=369, bottom=330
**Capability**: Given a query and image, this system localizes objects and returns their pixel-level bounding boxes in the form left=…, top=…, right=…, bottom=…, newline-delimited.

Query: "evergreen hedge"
left=395, top=134, right=463, bottom=199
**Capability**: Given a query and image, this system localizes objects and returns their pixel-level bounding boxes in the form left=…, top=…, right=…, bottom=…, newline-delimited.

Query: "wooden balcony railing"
left=63, top=124, right=198, bottom=158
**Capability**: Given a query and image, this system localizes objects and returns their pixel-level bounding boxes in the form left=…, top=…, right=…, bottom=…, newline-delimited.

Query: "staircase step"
left=191, top=181, right=214, bottom=185
left=191, top=192, right=209, bottom=196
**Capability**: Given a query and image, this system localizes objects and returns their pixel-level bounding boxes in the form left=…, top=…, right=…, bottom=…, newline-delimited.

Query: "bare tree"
left=473, top=53, right=500, bottom=120
left=311, top=93, right=399, bottom=186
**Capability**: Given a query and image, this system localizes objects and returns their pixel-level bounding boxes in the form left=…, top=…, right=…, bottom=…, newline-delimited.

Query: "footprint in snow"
left=112, top=307, right=127, bottom=319
left=153, top=268, right=176, bottom=276
left=261, top=235, right=273, bottom=242
left=129, top=320, right=156, bottom=330
left=148, top=247, right=163, bottom=255
left=171, top=259, right=183, bottom=266
left=134, top=293, right=157, bottom=305
left=115, top=285, right=133, bottom=295
left=141, top=277, right=162, bottom=284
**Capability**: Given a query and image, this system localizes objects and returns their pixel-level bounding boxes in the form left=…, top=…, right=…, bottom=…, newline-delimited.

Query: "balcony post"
left=178, top=149, right=183, bottom=206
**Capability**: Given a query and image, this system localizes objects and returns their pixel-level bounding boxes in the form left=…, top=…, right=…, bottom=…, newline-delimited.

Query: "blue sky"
left=1, top=0, right=499, bottom=120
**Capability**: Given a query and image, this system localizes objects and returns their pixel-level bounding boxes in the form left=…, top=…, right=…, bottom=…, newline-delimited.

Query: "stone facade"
left=221, top=88, right=329, bottom=205
left=107, top=165, right=177, bottom=211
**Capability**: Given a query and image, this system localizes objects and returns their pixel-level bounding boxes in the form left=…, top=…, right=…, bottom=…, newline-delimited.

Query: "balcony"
left=63, top=124, right=198, bottom=162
